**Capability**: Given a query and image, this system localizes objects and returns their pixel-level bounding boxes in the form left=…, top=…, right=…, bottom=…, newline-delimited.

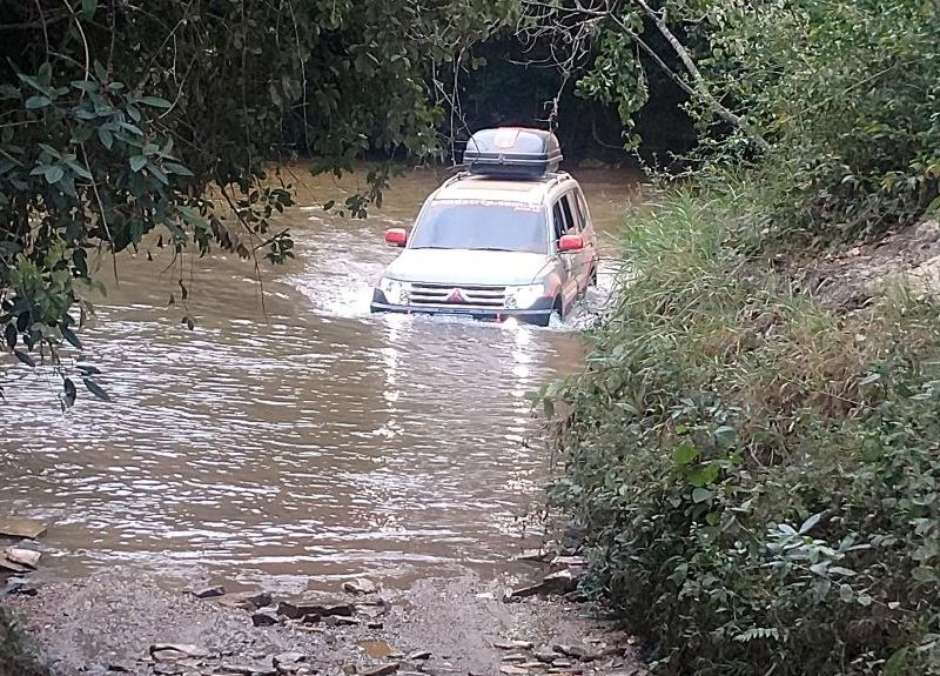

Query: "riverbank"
left=544, top=176, right=940, bottom=674
left=2, top=565, right=643, bottom=676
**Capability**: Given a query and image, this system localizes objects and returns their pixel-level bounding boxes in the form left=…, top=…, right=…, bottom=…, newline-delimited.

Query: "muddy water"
left=0, top=165, right=638, bottom=594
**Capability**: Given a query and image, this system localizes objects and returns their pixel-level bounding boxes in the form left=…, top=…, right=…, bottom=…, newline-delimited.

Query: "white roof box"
left=463, top=127, right=563, bottom=179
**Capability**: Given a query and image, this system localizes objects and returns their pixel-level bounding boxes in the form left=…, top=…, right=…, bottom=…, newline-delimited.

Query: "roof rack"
left=463, top=127, right=563, bottom=179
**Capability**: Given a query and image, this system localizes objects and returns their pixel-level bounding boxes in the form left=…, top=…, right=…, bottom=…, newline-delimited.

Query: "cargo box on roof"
left=463, top=127, right=563, bottom=179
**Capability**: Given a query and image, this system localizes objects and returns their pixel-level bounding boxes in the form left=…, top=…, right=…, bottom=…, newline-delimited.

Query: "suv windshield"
left=410, top=201, right=547, bottom=254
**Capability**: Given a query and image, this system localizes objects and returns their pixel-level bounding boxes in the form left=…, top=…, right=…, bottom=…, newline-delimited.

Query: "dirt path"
left=3, top=568, right=642, bottom=676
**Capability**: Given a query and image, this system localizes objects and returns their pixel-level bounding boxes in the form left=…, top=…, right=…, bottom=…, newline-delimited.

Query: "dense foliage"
left=545, top=1, right=940, bottom=674
left=557, top=0, right=939, bottom=239
left=0, top=608, right=47, bottom=676
left=0, top=0, right=515, bottom=403
left=548, top=186, right=940, bottom=675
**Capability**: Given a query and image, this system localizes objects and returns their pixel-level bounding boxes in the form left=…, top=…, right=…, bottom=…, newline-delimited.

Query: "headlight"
left=504, top=283, right=546, bottom=309
left=378, top=277, right=410, bottom=305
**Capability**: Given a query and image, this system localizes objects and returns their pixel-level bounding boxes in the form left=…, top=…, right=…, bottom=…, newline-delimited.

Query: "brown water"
left=0, top=165, right=638, bottom=594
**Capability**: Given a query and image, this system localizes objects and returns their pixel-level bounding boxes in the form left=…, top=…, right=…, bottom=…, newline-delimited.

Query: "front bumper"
left=370, top=289, right=554, bottom=324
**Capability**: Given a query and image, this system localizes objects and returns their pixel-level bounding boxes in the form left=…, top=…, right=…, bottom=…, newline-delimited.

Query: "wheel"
left=531, top=296, right=562, bottom=327
left=589, top=264, right=598, bottom=287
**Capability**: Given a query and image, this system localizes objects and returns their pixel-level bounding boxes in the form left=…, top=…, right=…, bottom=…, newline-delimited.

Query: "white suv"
left=370, top=128, right=598, bottom=326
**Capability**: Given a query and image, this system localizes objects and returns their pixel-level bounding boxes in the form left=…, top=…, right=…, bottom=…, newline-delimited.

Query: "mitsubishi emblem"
left=446, top=288, right=466, bottom=304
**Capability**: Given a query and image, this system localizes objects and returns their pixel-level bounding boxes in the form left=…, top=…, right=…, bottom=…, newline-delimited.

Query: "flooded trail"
left=0, top=165, right=639, bottom=596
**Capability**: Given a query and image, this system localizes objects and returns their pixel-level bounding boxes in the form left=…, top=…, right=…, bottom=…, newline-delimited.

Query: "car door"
left=551, top=195, right=579, bottom=309
left=570, top=187, right=597, bottom=287
left=559, top=190, right=593, bottom=291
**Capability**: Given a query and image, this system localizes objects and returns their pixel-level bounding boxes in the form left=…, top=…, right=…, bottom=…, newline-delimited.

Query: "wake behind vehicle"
left=370, top=127, right=598, bottom=326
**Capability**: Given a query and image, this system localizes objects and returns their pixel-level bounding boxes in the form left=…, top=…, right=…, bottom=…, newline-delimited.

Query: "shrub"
left=546, top=184, right=940, bottom=675
left=0, top=607, right=48, bottom=676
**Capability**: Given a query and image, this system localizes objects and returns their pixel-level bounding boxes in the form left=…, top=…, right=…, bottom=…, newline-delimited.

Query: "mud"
left=4, top=568, right=642, bottom=675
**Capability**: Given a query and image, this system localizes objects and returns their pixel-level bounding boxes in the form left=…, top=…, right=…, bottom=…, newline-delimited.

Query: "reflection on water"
left=0, top=164, right=638, bottom=592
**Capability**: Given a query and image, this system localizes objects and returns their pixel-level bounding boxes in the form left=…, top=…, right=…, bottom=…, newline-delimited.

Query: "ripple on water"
left=0, top=166, right=635, bottom=592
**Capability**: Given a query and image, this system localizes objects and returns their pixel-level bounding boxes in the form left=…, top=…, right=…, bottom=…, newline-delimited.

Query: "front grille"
left=410, top=282, right=506, bottom=308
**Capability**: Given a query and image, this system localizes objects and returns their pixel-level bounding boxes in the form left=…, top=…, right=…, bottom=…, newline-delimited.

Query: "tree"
left=0, top=0, right=515, bottom=405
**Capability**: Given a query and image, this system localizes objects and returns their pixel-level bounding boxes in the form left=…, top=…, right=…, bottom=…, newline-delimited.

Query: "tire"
left=589, top=264, right=598, bottom=287
left=531, top=296, right=562, bottom=327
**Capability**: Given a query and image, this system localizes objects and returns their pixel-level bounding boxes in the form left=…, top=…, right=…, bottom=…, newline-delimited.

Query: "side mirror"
left=558, top=234, right=584, bottom=252
left=384, top=228, right=407, bottom=247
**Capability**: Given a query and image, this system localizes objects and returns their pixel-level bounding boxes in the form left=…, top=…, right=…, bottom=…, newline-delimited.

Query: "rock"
left=326, top=615, right=361, bottom=627
left=361, top=664, right=399, bottom=676
left=149, top=644, right=211, bottom=661
left=272, top=652, right=306, bottom=674
left=3, top=579, right=38, bottom=596
left=501, top=653, right=528, bottom=662
left=277, top=596, right=355, bottom=620
left=404, top=650, right=430, bottom=661
left=551, top=657, right=574, bottom=667
left=359, top=639, right=398, bottom=659
left=511, top=548, right=554, bottom=563
left=251, top=610, right=280, bottom=627
left=4, top=547, right=41, bottom=569
left=220, top=663, right=277, bottom=675
left=367, top=621, right=384, bottom=629
left=542, top=569, right=581, bottom=594
left=216, top=591, right=273, bottom=611
left=553, top=644, right=597, bottom=661
left=493, top=640, right=534, bottom=650
left=0, top=557, right=30, bottom=574
left=0, top=518, right=47, bottom=539
left=342, top=578, right=378, bottom=595
left=533, top=647, right=556, bottom=663
left=190, top=585, right=225, bottom=599
left=915, top=219, right=940, bottom=242
left=549, top=555, right=588, bottom=571
left=499, top=667, right=529, bottom=675
left=504, top=568, right=583, bottom=600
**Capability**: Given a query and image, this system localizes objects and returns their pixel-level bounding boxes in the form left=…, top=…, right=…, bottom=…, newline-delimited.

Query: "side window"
left=559, top=194, right=577, bottom=233
left=552, top=202, right=566, bottom=240
left=573, top=190, right=588, bottom=229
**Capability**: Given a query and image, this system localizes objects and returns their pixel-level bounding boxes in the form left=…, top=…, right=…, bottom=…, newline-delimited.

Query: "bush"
left=0, top=607, right=48, bottom=676
left=698, top=0, right=940, bottom=244
left=546, top=184, right=940, bottom=675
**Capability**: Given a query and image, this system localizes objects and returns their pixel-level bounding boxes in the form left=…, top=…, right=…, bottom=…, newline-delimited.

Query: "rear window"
left=410, top=200, right=547, bottom=254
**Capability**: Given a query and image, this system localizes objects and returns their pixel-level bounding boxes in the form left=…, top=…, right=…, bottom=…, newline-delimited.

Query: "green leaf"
left=61, top=325, right=82, bottom=350
left=4, top=323, right=16, bottom=350
left=798, top=511, right=824, bottom=534
left=673, top=443, right=699, bottom=466
left=130, top=155, right=148, bottom=172
left=25, top=95, right=52, bottom=110
left=856, top=594, right=873, bottom=607
left=839, top=584, right=853, bottom=602
left=14, top=349, right=35, bottom=367
left=164, top=162, right=193, bottom=177
left=687, top=462, right=719, bottom=488
left=692, top=487, right=712, bottom=503
left=65, top=159, right=92, bottom=180
left=17, top=73, right=49, bottom=95
left=97, top=127, right=114, bottom=149
left=63, top=377, right=77, bottom=408
left=43, top=165, right=64, bottom=184
left=75, top=363, right=101, bottom=376
left=138, top=96, right=172, bottom=109
left=828, top=566, right=856, bottom=577
left=82, top=377, right=111, bottom=402
left=81, top=0, right=97, bottom=17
